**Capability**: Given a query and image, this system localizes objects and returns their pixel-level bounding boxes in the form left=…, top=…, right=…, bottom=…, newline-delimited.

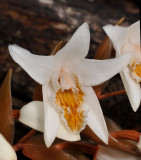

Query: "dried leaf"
left=51, top=40, right=63, bottom=55
left=21, top=135, right=77, bottom=160
left=64, top=149, right=91, bottom=160
left=82, top=125, right=104, bottom=145
left=94, top=36, right=112, bottom=60
left=55, top=141, right=95, bottom=160
left=0, top=69, right=14, bottom=144
left=108, top=136, right=141, bottom=156
left=105, top=117, right=122, bottom=132
left=115, top=17, right=125, bottom=26
left=54, top=142, right=98, bottom=155
left=96, top=145, right=141, bottom=160
left=110, top=130, right=140, bottom=142
left=82, top=126, right=141, bottom=155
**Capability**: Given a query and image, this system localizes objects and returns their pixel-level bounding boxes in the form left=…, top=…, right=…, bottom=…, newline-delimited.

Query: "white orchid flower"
left=9, top=23, right=132, bottom=147
left=103, top=21, right=141, bottom=112
left=0, top=133, right=17, bottom=160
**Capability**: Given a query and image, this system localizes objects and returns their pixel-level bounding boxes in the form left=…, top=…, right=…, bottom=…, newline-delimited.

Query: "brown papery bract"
left=0, top=69, right=14, bottom=144
left=21, top=135, right=77, bottom=160
left=82, top=126, right=141, bottom=156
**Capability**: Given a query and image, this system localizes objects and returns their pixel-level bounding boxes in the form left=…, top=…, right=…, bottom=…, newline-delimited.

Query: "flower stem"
left=98, top=90, right=126, bottom=100
left=111, top=130, right=140, bottom=142
left=54, top=142, right=98, bottom=155
left=13, top=129, right=37, bottom=151
left=12, top=110, right=20, bottom=119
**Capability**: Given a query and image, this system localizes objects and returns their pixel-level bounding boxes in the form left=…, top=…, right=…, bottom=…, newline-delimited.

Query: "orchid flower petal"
left=0, top=134, right=17, bottom=160
left=42, top=84, right=60, bottom=147
left=103, top=25, right=126, bottom=54
left=56, top=23, right=90, bottom=63
left=73, top=53, right=132, bottom=86
left=83, top=86, right=108, bottom=144
left=19, top=101, right=80, bottom=141
left=19, top=101, right=44, bottom=133
left=103, top=21, right=140, bottom=55
left=8, top=44, right=54, bottom=84
left=96, top=146, right=140, bottom=160
left=120, top=67, right=141, bottom=112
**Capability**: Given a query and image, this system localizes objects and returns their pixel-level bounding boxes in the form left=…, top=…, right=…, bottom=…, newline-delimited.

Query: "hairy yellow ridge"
left=131, top=62, right=141, bottom=82
left=55, top=75, right=85, bottom=132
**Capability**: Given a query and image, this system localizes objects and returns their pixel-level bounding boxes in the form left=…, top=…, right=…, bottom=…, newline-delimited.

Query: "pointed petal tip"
left=100, top=130, right=109, bottom=145
left=8, top=44, right=17, bottom=50
left=82, top=22, right=89, bottom=28
left=130, top=95, right=140, bottom=112
left=103, top=24, right=113, bottom=31
left=8, top=44, right=20, bottom=57
left=79, top=22, right=89, bottom=35
left=132, top=104, right=139, bottom=112
left=103, top=24, right=116, bottom=35
left=44, top=133, right=53, bottom=148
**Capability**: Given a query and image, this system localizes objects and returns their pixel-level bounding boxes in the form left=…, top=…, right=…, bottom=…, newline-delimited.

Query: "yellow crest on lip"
left=131, top=62, right=141, bottom=82
left=55, top=75, right=86, bottom=132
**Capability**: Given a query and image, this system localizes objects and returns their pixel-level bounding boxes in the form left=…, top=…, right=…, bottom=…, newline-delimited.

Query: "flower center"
left=55, top=74, right=86, bottom=133
left=130, top=44, right=141, bottom=82
left=131, top=62, right=141, bottom=82
left=121, top=42, right=141, bottom=82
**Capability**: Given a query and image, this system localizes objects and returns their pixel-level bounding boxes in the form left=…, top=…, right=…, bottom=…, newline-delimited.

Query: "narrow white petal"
left=0, top=134, right=17, bottom=160
left=126, top=21, right=140, bottom=44
left=83, top=86, right=108, bottom=144
left=120, top=67, right=141, bottom=112
left=103, top=25, right=126, bottom=54
left=96, top=146, right=140, bottom=160
left=56, top=23, right=90, bottom=63
left=73, top=53, right=132, bottom=86
left=42, top=84, right=60, bottom=147
left=8, top=44, right=54, bottom=84
left=103, top=21, right=140, bottom=54
left=19, top=101, right=80, bottom=141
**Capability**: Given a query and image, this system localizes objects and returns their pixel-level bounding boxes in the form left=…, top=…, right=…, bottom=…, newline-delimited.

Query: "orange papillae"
left=131, top=62, right=141, bottom=82
left=55, top=75, right=85, bottom=132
